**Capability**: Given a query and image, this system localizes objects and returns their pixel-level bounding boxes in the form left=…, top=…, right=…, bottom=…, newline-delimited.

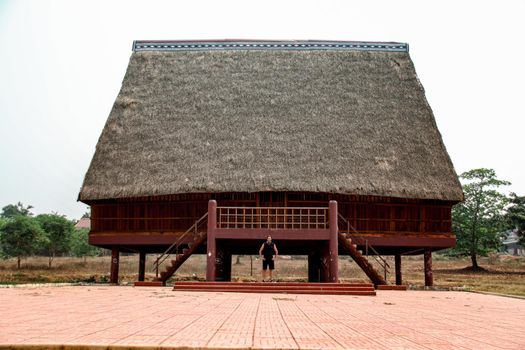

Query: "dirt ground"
left=1, top=253, right=524, bottom=297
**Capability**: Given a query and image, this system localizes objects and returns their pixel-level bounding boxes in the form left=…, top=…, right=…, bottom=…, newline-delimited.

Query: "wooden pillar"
left=214, top=246, right=231, bottom=282
left=110, top=247, right=120, bottom=284
left=206, top=200, right=217, bottom=281
left=395, top=254, right=402, bottom=285
left=424, top=249, right=433, bottom=287
left=328, top=200, right=339, bottom=283
left=320, top=243, right=330, bottom=282
left=223, top=251, right=232, bottom=282
left=138, top=251, right=146, bottom=282
left=308, top=253, right=320, bottom=282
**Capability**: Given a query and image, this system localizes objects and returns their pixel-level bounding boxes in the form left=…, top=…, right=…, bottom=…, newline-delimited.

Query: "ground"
left=1, top=254, right=524, bottom=297
left=0, top=285, right=523, bottom=349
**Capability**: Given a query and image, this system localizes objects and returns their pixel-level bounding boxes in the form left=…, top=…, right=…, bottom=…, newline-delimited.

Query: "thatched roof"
left=79, top=40, right=463, bottom=202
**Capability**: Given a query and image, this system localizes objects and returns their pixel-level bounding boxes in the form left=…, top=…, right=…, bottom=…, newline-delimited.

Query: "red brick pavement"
left=0, top=286, right=523, bottom=349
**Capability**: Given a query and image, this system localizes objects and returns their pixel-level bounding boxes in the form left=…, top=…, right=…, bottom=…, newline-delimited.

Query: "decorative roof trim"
left=133, top=40, right=409, bottom=53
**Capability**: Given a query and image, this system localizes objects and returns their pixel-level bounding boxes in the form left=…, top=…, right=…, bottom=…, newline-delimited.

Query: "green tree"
left=0, top=216, right=48, bottom=268
left=35, top=214, right=74, bottom=267
left=506, top=193, right=525, bottom=245
left=71, top=228, right=101, bottom=259
left=452, top=168, right=510, bottom=269
left=0, top=217, right=7, bottom=257
left=1, top=202, right=33, bottom=218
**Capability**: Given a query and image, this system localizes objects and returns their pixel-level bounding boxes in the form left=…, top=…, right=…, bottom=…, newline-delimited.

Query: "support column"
left=395, top=254, right=402, bottom=285
left=308, top=252, right=320, bottom=282
left=223, top=251, right=232, bottom=282
left=206, top=200, right=217, bottom=281
left=424, top=249, right=433, bottom=287
left=138, top=251, right=146, bottom=282
left=328, top=200, right=339, bottom=283
left=320, top=243, right=330, bottom=282
left=110, top=247, right=120, bottom=285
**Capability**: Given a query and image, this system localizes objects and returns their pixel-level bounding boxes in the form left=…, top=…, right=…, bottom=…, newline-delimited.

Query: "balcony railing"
left=217, top=206, right=329, bottom=230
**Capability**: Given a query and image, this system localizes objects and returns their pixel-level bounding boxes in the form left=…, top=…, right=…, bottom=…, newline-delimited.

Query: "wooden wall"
left=89, top=192, right=452, bottom=234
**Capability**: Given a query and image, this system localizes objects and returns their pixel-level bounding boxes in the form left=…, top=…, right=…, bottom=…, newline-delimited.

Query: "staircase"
left=173, top=282, right=376, bottom=295
left=152, top=213, right=208, bottom=285
left=338, top=214, right=388, bottom=286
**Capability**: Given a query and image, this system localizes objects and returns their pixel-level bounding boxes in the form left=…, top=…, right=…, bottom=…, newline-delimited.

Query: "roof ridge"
left=133, top=40, right=409, bottom=52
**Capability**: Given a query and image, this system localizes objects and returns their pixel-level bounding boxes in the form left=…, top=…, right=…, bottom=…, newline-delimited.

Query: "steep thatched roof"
left=79, top=40, right=463, bottom=202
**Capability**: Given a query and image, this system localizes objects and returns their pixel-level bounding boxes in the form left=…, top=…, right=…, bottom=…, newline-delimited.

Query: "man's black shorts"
left=262, top=256, right=274, bottom=270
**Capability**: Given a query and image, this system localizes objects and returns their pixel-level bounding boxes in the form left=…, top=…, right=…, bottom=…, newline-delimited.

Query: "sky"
left=0, top=0, right=524, bottom=220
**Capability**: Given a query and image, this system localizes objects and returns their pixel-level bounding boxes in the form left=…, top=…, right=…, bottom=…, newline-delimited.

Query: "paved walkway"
left=0, top=286, right=523, bottom=349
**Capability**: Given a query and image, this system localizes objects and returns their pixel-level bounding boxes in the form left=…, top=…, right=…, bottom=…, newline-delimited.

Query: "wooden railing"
left=338, top=213, right=390, bottom=281
left=217, top=206, right=329, bottom=230
left=152, top=212, right=208, bottom=276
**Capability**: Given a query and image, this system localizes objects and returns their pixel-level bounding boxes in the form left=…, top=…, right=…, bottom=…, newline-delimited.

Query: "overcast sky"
left=0, top=0, right=524, bottom=220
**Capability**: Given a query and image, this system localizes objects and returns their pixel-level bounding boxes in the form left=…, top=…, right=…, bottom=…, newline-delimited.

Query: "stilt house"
left=78, top=40, right=463, bottom=287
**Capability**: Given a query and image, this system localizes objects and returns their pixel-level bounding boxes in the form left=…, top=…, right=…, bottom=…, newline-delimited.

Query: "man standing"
left=259, top=235, right=278, bottom=282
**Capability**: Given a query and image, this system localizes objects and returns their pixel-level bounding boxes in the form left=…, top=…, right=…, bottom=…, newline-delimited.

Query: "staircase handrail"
left=152, top=212, right=208, bottom=274
left=337, top=213, right=390, bottom=277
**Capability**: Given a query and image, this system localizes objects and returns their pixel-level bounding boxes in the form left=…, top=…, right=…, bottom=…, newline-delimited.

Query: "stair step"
left=174, top=288, right=376, bottom=296
left=134, top=281, right=165, bottom=287
left=174, top=282, right=374, bottom=287
left=174, top=284, right=373, bottom=291
left=376, top=285, right=407, bottom=291
left=172, top=282, right=376, bottom=295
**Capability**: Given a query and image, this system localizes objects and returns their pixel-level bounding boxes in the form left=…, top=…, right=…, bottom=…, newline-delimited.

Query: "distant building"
left=74, top=217, right=91, bottom=230
left=501, top=230, right=524, bottom=256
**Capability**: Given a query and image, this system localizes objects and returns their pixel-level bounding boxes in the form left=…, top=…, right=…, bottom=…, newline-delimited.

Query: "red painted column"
left=328, top=200, right=339, bottom=283
left=320, top=244, right=330, bottom=282
left=395, top=254, right=402, bottom=285
left=110, top=247, right=119, bottom=285
left=138, top=251, right=146, bottom=282
left=308, top=253, right=320, bottom=282
left=206, top=200, right=217, bottom=281
left=424, top=249, right=433, bottom=287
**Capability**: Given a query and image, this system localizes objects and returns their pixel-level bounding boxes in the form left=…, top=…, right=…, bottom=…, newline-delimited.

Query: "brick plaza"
left=0, top=286, right=523, bottom=349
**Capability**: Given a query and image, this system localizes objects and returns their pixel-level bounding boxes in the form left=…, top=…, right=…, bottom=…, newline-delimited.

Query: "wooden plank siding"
left=89, top=192, right=453, bottom=235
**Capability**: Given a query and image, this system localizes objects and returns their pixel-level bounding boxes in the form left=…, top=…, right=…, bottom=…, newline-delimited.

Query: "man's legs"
left=268, top=259, right=274, bottom=281
left=262, top=259, right=268, bottom=281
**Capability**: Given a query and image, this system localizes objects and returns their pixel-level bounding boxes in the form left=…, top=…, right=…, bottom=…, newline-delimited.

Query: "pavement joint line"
left=158, top=293, right=235, bottom=345
left=273, top=295, right=299, bottom=349
left=203, top=295, right=248, bottom=347
left=309, top=294, right=437, bottom=350
left=250, top=295, right=261, bottom=348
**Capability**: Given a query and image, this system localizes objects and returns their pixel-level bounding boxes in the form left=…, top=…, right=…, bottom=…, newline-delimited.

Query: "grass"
left=0, top=254, right=524, bottom=297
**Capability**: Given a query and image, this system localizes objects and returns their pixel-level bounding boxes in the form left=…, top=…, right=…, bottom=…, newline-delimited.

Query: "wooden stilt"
left=320, top=243, right=330, bottom=282
left=110, top=247, right=120, bottom=285
left=223, top=251, right=232, bottom=282
left=424, top=250, right=433, bottom=287
left=138, top=251, right=146, bottom=282
left=308, top=253, right=320, bottom=282
left=328, top=200, right=339, bottom=283
left=206, top=200, right=217, bottom=281
left=395, top=254, right=402, bottom=285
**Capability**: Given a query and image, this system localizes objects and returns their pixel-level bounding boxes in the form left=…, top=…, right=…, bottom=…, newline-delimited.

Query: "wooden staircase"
left=152, top=213, right=208, bottom=285
left=173, top=282, right=376, bottom=295
left=338, top=214, right=388, bottom=286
